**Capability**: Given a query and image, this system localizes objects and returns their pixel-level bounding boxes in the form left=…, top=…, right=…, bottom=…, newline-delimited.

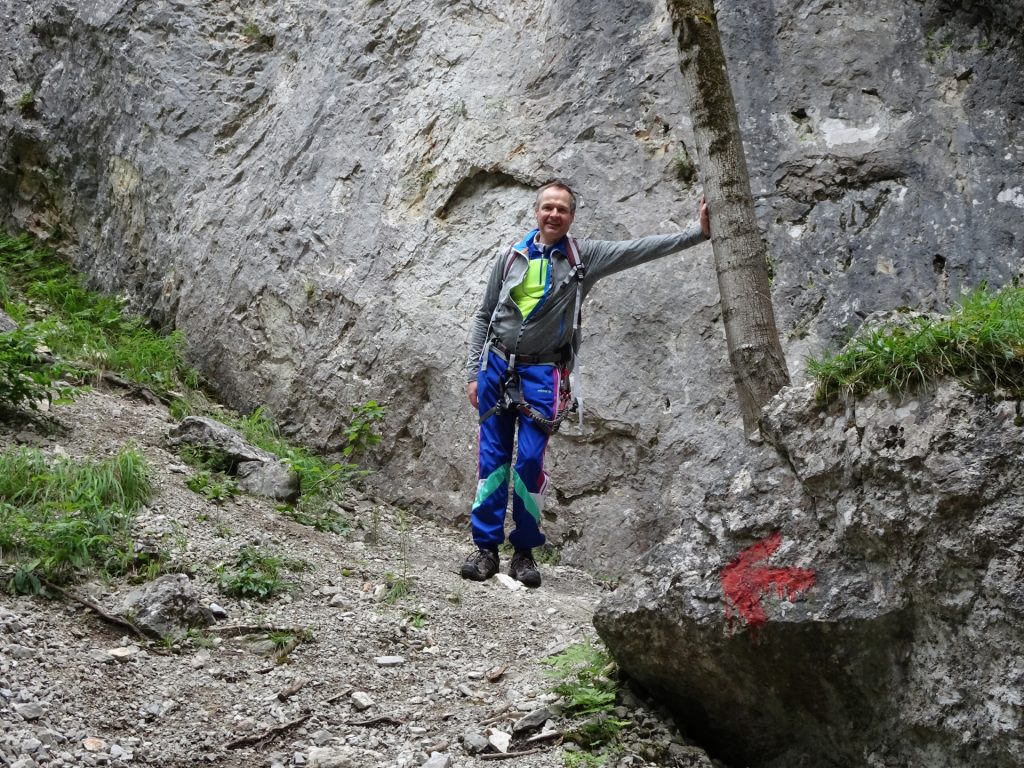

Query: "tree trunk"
left=667, top=0, right=790, bottom=437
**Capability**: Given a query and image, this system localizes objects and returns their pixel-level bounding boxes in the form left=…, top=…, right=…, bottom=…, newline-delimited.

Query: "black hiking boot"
left=509, top=549, right=542, bottom=588
left=460, top=548, right=499, bottom=581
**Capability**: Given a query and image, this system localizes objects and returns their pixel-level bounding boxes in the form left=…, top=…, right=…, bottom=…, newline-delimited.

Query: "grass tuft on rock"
left=0, top=233, right=200, bottom=405
left=808, top=285, right=1024, bottom=403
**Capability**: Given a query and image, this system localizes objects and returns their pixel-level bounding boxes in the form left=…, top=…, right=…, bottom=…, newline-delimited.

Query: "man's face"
left=534, top=187, right=575, bottom=244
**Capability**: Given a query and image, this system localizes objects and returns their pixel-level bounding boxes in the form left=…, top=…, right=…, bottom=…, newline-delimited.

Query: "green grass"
left=0, top=445, right=153, bottom=591
left=0, top=233, right=200, bottom=404
left=227, top=404, right=384, bottom=534
left=808, top=285, right=1024, bottom=403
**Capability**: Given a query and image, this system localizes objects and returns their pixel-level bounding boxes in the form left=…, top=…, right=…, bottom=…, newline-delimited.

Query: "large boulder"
left=595, top=380, right=1024, bottom=767
left=119, top=573, right=215, bottom=641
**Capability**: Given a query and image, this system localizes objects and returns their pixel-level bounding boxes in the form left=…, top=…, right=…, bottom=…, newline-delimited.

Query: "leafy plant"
left=671, top=151, right=697, bottom=184
left=342, top=400, right=385, bottom=458
left=186, top=470, right=239, bottom=503
left=383, top=571, right=411, bottom=604
left=545, top=641, right=628, bottom=752
left=808, top=285, right=1024, bottom=403
left=0, top=326, right=73, bottom=413
left=215, top=545, right=305, bottom=601
left=0, top=445, right=152, bottom=591
left=564, top=751, right=606, bottom=768
left=17, top=90, right=36, bottom=117
left=230, top=405, right=381, bottom=533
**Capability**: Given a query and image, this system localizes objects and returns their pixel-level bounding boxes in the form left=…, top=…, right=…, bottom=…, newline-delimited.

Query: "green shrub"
left=0, top=445, right=152, bottom=591
left=342, top=400, right=385, bottom=458
left=808, top=285, right=1024, bottom=403
left=229, top=404, right=385, bottom=533
left=186, top=470, right=239, bottom=503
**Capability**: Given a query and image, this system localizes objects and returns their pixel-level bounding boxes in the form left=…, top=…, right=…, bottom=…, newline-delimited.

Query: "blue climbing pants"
left=472, top=349, right=561, bottom=551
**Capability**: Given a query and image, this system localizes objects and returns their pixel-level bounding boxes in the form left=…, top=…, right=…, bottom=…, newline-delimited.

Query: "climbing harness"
left=479, top=357, right=578, bottom=435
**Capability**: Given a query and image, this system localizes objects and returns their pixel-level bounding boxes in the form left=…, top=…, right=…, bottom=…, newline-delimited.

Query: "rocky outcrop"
left=166, top=416, right=300, bottom=502
left=594, top=380, right=1024, bottom=767
left=1, top=0, right=1022, bottom=575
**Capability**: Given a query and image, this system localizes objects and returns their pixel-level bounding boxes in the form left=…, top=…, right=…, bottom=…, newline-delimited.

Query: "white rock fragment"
left=374, top=655, right=405, bottom=667
left=107, top=645, right=141, bottom=662
left=351, top=691, right=374, bottom=711
left=494, top=573, right=522, bottom=591
left=486, top=728, right=511, bottom=753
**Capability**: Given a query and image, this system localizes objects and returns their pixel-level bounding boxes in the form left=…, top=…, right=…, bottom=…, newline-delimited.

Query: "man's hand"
left=467, top=381, right=478, bottom=409
left=699, top=195, right=710, bottom=239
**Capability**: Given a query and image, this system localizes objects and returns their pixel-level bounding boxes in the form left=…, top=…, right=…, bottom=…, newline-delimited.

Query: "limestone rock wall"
left=1, top=0, right=1022, bottom=574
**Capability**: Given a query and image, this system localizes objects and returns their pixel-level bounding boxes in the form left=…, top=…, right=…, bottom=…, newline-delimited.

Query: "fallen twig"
left=322, top=686, right=354, bottom=705
left=479, top=703, right=516, bottom=726
left=525, top=731, right=563, bottom=745
left=39, top=577, right=148, bottom=640
left=346, top=715, right=405, bottom=727
left=480, top=747, right=547, bottom=761
left=225, top=713, right=311, bottom=749
left=277, top=677, right=309, bottom=702
left=207, top=624, right=303, bottom=638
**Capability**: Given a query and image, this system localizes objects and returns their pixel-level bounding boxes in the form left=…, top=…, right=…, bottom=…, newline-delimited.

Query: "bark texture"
left=668, top=0, right=790, bottom=435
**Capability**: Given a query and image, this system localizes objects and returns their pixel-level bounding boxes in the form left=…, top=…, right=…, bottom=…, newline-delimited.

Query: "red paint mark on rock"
left=722, top=532, right=816, bottom=627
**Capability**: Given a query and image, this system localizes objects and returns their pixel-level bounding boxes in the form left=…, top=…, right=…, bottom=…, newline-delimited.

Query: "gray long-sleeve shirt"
left=466, top=223, right=707, bottom=381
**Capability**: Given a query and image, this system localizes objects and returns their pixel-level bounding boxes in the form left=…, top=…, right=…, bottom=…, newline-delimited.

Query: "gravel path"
left=1, top=387, right=703, bottom=768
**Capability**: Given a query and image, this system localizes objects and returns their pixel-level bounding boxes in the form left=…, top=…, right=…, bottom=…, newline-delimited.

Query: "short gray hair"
left=535, top=179, right=578, bottom=214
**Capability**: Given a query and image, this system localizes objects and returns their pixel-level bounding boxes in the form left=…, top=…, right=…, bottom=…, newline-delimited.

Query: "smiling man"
left=462, top=180, right=710, bottom=587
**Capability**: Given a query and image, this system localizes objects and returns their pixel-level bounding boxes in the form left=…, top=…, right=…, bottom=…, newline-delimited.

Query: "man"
left=462, top=180, right=710, bottom=587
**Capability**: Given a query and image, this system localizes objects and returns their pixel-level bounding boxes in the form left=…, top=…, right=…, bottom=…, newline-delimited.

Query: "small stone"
left=351, top=691, right=374, bottom=711
left=7, top=644, right=35, bottom=659
left=88, top=649, right=115, bottom=664
left=21, top=737, right=42, bottom=753
left=208, top=602, right=229, bottom=619
left=82, top=737, right=107, bottom=752
left=14, top=702, right=44, bottom=720
left=422, top=753, right=452, bottom=768
left=329, top=594, right=348, bottom=607
left=374, top=655, right=405, bottom=667
left=310, top=729, right=333, bottom=746
left=512, top=706, right=552, bottom=734
left=494, top=573, right=523, bottom=591
left=107, top=645, right=141, bottom=662
left=462, top=730, right=489, bottom=754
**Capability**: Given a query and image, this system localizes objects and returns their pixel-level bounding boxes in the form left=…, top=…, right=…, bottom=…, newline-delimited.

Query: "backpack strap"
left=565, top=237, right=584, bottom=333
